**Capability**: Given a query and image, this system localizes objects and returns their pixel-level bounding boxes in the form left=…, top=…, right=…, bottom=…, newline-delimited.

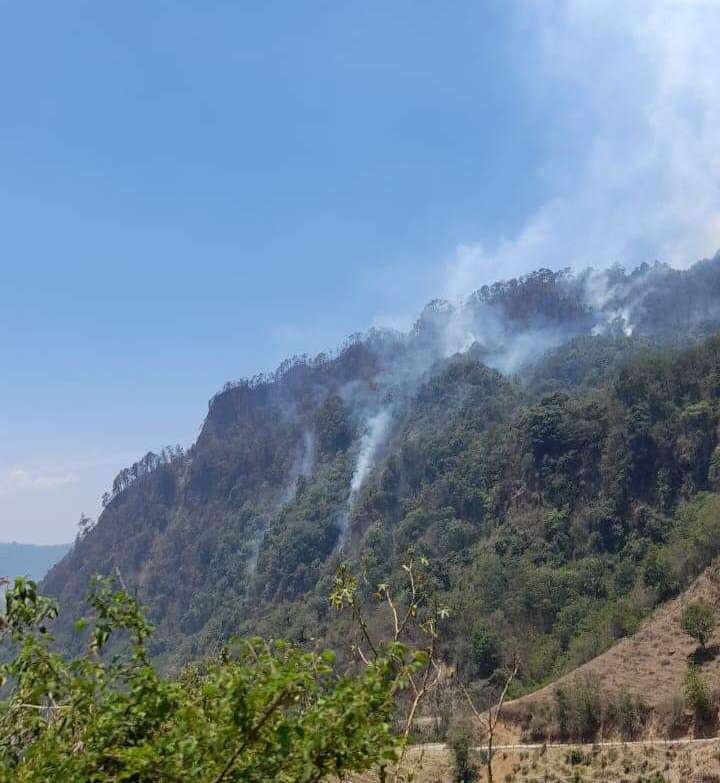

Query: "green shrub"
left=553, top=675, right=602, bottom=740
left=681, top=602, right=716, bottom=648
left=448, top=720, right=479, bottom=782
left=609, top=691, right=651, bottom=739
left=0, top=576, right=417, bottom=783
left=684, top=663, right=715, bottom=727
left=564, top=747, right=590, bottom=766
left=471, top=622, right=502, bottom=679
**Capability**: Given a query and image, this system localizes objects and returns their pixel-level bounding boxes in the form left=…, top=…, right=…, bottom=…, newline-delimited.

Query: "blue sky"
left=2, top=1, right=720, bottom=543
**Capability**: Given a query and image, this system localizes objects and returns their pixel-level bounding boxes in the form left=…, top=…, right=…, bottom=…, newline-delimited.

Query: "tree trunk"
left=487, top=733, right=493, bottom=783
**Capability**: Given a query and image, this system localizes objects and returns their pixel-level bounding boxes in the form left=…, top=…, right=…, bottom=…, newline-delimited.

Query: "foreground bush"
left=0, top=576, right=423, bottom=782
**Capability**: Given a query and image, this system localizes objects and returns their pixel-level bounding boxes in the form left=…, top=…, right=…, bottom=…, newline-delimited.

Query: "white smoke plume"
left=350, top=409, right=392, bottom=496
left=584, top=269, right=639, bottom=337
left=337, top=407, right=393, bottom=546
left=407, top=292, right=572, bottom=381
left=446, top=2, right=720, bottom=298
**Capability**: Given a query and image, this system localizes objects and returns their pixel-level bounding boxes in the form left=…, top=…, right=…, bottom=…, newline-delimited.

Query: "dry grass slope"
left=505, top=561, right=720, bottom=735
left=386, top=739, right=720, bottom=783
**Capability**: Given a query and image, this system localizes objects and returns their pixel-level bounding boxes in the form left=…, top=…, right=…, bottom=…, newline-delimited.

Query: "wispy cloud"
left=446, top=0, right=720, bottom=298
left=1, top=468, right=80, bottom=494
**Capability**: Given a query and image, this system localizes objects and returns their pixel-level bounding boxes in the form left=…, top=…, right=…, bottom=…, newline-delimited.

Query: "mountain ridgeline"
left=43, top=256, right=720, bottom=688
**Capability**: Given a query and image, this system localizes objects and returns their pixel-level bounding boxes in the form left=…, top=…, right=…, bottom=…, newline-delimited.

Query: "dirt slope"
left=505, top=562, right=720, bottom=727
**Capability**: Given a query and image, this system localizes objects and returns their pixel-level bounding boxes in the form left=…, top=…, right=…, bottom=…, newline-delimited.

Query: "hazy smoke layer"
left=446, top=1, right=720, bottom=297
left=281, top=430, right=316, bottom=504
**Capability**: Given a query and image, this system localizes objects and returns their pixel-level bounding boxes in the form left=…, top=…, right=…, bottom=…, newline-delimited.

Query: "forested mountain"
left=43, top=255, right=720, bottom=692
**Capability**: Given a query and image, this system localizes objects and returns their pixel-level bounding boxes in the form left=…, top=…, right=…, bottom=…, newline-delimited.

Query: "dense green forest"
left=41, top=256, right=720, bottom=696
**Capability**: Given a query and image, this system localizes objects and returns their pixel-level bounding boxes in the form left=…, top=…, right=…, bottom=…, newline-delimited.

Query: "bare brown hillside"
left=505, top=561, right=720, bottom=735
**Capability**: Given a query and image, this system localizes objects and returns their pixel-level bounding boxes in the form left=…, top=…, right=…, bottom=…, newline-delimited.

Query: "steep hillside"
left=43, top=256, right=720, bottom=692
left=505, top=553, right=720, bottom=737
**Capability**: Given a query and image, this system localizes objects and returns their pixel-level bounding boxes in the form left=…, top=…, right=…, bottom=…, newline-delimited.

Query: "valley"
left=0, top=541, right=70, bottom=583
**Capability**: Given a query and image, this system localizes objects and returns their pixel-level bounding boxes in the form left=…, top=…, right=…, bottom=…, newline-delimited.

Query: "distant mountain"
left=0, top=542, right=71, bottom=582
left=42, top=255, right=720, bottom=690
